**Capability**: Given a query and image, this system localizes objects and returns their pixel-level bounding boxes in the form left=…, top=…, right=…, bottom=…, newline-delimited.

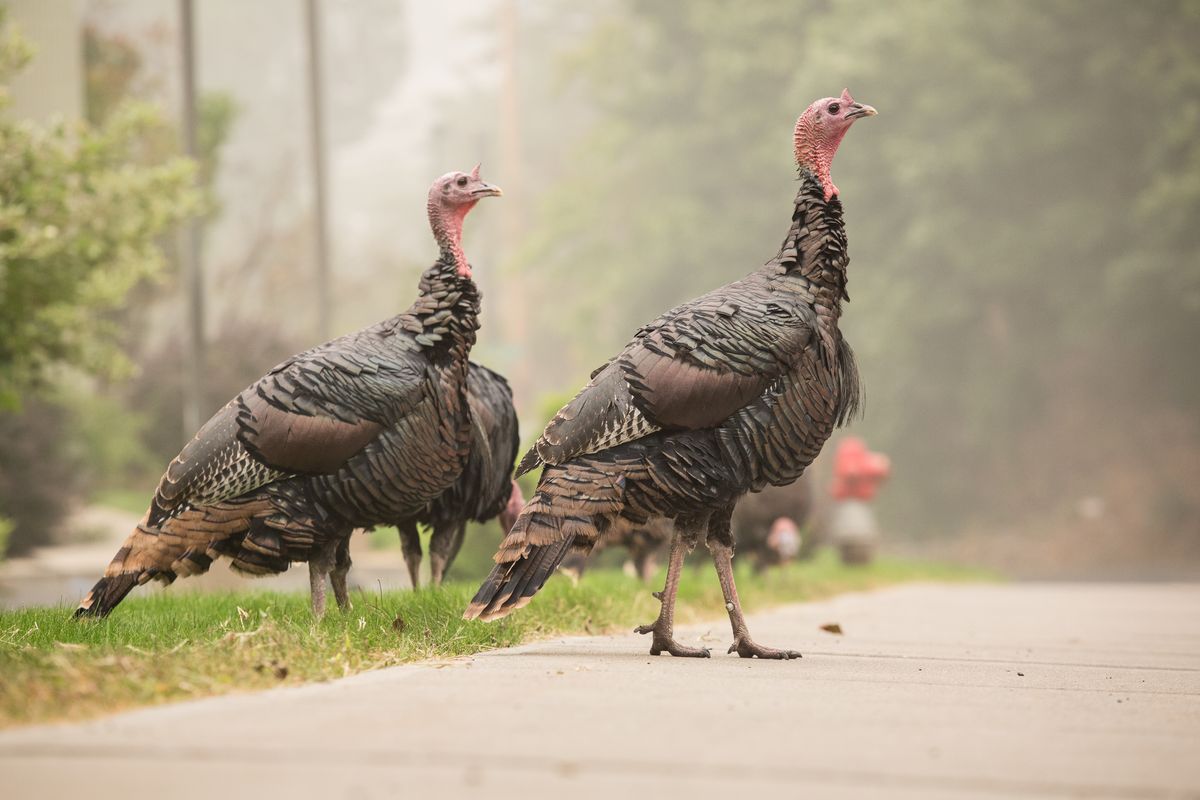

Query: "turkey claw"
left=728, top=638, right=802, bottom=660
left=636, top=623, right=711, bottom=658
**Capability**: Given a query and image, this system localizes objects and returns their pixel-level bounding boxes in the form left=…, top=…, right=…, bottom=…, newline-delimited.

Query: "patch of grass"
left=0, top=553, right=991, bottom=728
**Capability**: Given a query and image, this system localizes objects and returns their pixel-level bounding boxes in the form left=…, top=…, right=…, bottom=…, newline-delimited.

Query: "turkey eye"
left=828, top=103, right=840, bottom=115
left=456, top=176, right=468, bottom=187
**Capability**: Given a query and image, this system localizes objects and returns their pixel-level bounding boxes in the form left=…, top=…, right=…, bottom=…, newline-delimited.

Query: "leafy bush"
left=0, top=13, right=198, bottom=552
left=0, top=13, right=198, bottom=409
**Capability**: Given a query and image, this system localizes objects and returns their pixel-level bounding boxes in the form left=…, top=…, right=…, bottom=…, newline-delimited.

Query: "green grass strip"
left=0, top=553, right=990, bottom=728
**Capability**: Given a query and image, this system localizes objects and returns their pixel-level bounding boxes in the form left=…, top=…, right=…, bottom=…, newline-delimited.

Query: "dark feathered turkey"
left=559, top=516, right=672, bottom=584
left=732, top=474, right=815, bottom=572
left=75, top=168, right=501, bottom=618
left=466, top=92, right=876, bottom=660
left=394, top=362, right=524, bottom=587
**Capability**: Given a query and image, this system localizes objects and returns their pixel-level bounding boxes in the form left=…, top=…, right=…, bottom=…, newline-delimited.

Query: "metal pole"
left=179, top=0, right=205, bottom=440
left=304, top=0, right=333, bottom=341
left=498, top=0, right=528, bottom=399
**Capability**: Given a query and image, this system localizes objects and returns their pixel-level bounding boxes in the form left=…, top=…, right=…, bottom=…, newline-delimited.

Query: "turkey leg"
left=308, top=541, right=335, bottom=617
left=635, top=524, right=710, bottom=658
left=330, top=536, right=353, bottom=612
left=397, top=522, right=423, bottom=589
left=707, top=505, right=801, bottom=660
left=429, top=521, right=466, bottom=586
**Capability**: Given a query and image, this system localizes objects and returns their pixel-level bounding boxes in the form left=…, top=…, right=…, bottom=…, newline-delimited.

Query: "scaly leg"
left=309, top=543, right=333, bottom=618
left=397, top=522, right=423, bottom=589
left=429, top=521, right=465, bottom=587
left=445, top=522, right=467, bottom=574
left=707, top=504, right=801, bottom=660
left=635, top=522, right=710, bottom=658
left=330, top=535, right=353, bottom=612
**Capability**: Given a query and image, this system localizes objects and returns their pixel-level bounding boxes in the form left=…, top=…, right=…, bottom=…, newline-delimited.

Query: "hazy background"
left=1, top=0, right=1198, bottom=582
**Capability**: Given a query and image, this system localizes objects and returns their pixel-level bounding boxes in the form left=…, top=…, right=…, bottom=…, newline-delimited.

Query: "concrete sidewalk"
left=2, top=583, right=1198, bottom=799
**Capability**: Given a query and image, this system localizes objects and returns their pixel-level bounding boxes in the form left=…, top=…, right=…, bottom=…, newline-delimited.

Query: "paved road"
left=3, top=583, right=1198, bottom=799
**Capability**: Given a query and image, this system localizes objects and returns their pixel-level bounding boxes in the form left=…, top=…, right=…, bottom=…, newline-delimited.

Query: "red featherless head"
left=427, top=166, right=502, bottom=278
left=793, top=89, right=876, bottom=201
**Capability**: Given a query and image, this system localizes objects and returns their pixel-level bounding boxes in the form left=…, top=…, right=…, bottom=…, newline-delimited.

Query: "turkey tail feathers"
left=74, top=573, right=139, bottom=619
left=467, top=454, right=635, bottom=620
left=463, top=535, right=575, bottom=621
left=513, top=447, right=541, bottom=479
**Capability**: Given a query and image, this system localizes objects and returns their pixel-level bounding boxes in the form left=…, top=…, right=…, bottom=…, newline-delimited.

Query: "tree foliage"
left=0, top=15, right=198, bottom=409
left=520, top=0, right=1200, bottom=537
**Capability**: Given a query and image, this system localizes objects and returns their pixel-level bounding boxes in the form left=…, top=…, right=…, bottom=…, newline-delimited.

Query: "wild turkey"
left=559, top=516, right=672, bottom=584
left=568, top=477, right=816, bottom=582
left=732, top=474, right=816, bottom=572
left=395, top=362, right=524, bottom=587
left=465, top=91, right=876, bottom=659
left=75, top=167, right=502, bottom=618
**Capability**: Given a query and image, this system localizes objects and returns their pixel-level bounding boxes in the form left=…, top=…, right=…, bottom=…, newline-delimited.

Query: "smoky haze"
left=4, top=0, right=1199, bottom=578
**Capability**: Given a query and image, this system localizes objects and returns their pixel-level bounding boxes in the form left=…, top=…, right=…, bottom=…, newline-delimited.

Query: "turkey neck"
left=775, top=169, right=850, bottom=332
left=403, top=201, right=483, bottom=364
left=406, top=251, right=481, bottom=364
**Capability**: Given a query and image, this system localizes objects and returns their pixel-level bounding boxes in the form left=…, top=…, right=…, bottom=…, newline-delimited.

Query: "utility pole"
left=498, top=0, right=528, bottom=400
left=304, top=0, right=333, bottom=341
left=179, top=0, right=205, bottom=440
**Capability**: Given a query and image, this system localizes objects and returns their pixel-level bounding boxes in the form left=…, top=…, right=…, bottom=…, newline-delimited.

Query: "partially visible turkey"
left=733, top=474, right=817, bottom=572
left=559, top=516, right=673, bottom=584
left=75, top=167, right=501, bottom=618
left=466, top=92, right=876, bottom=659
left=394, top=363, right=524, bottom=587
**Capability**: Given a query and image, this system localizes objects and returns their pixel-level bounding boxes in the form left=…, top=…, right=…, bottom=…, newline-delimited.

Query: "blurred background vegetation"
left=0, top=0, right=1196, bottom=578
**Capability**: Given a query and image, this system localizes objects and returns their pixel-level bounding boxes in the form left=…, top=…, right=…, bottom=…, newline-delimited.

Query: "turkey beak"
left=471, top=183, right=503, bottom=198
left=846, top=103, right=877, bottom=120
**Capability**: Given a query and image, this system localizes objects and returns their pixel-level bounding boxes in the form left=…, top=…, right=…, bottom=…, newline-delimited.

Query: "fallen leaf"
left=820, top=623, right=843, bottom=635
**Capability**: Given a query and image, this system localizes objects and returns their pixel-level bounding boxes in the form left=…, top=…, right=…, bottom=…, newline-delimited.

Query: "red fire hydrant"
left=829, top=437, right=891, bottom=565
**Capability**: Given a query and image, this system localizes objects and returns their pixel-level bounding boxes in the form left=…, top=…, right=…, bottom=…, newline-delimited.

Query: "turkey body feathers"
left=396, top=363, right=520, bottom=532
left=149, top=325, right=429, bottom=527
left=517, top=277, right=817, bottom=476
left=469, top=172, right=860, bottom=621
left=389, top=362, right=521, bottom=587
left=443, top=364, right=521, bottom=524
left=77, top=252, right=483, bottom=617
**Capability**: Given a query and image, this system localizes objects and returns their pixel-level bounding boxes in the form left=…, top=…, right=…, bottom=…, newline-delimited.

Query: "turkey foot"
left=636, top=616, right=711, bottom=658
left=727, top=637, right=802, bottom=660
left=636, top=529, right=709, bottom=657
left=708, top=538, right=803, bottom=662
